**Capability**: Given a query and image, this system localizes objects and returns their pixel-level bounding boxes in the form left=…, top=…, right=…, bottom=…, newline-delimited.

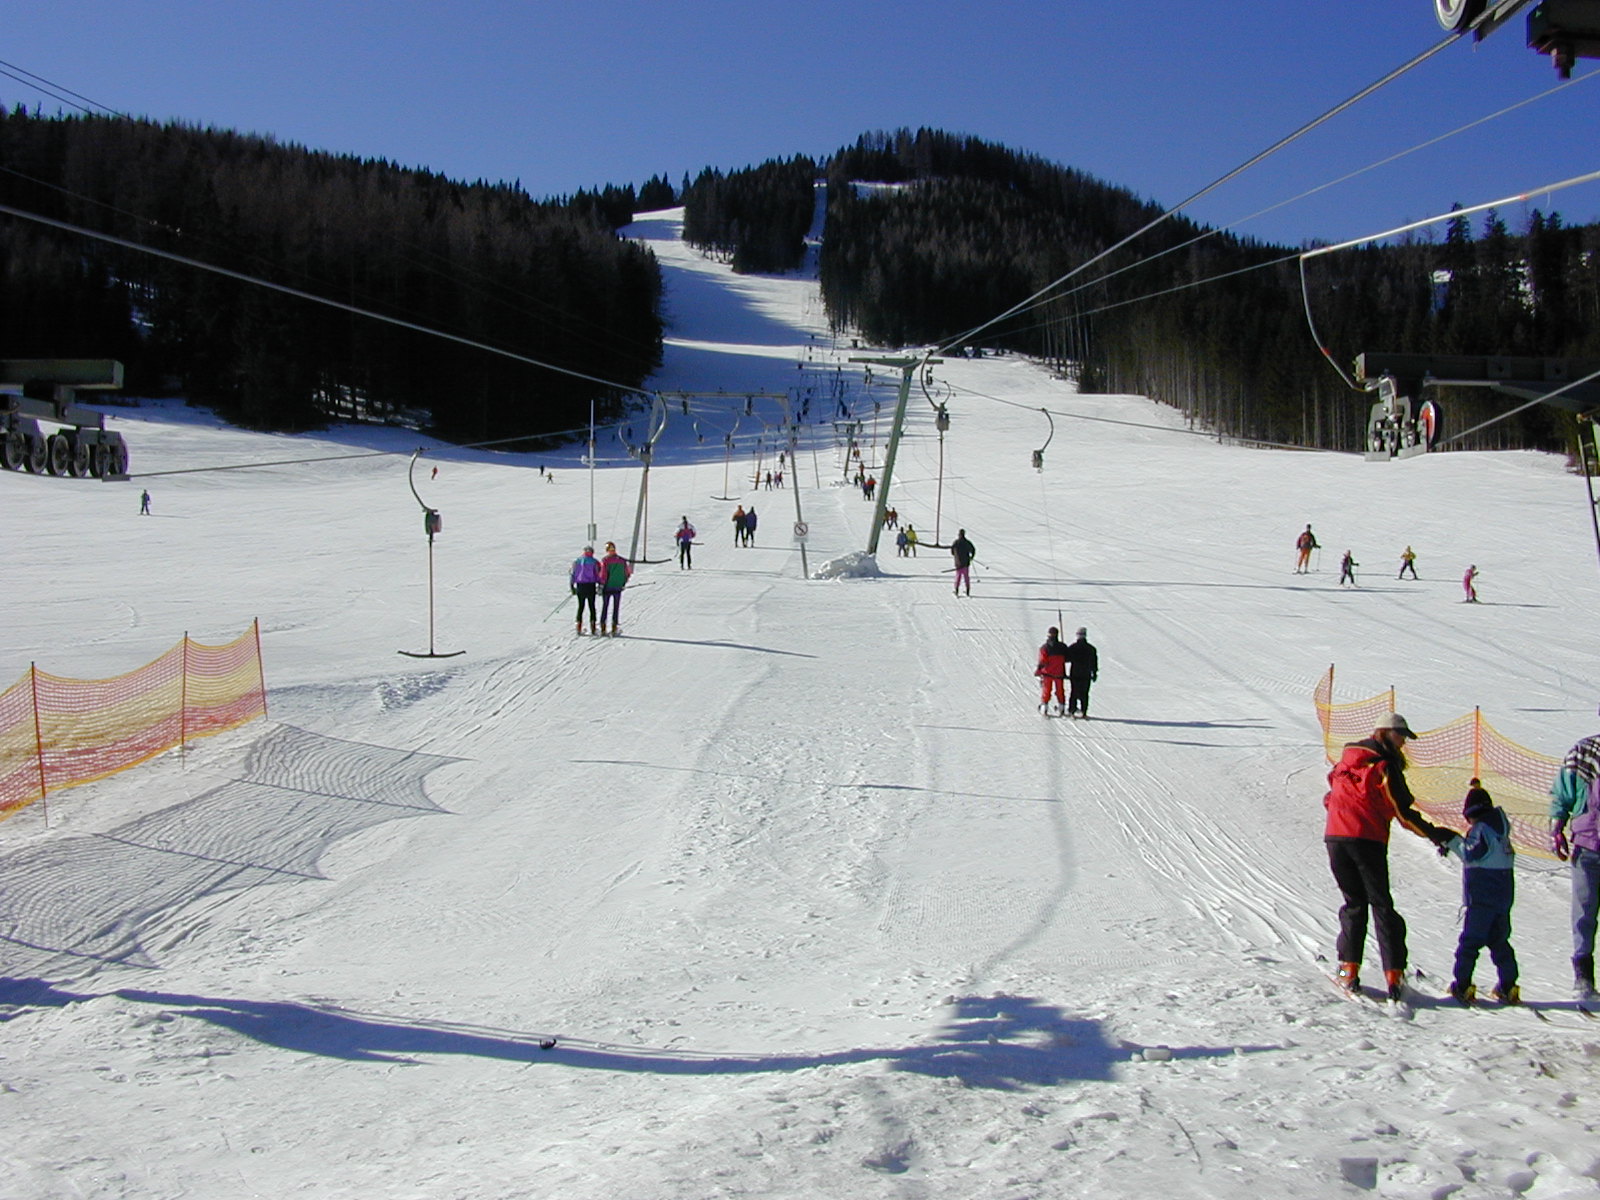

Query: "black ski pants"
left=1067, top=676, right=1092, bottom=716
left=1326, top=836, right=1408, bottom=972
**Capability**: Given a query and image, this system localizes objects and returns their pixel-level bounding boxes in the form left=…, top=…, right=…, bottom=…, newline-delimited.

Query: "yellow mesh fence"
left=0, top=621, right=267, bottom=822
left=1314, top=665, right=1559, bottom=858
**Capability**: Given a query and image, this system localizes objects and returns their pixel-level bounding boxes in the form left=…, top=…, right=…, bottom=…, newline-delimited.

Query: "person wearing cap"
left=1063, top=627, right=1098, bottom=718
left=1463, top=564, right=1479, bottom=603
left=1443, top=779, right=1520, bottom=1005
left=598, top=541, right=632, bottom=636
left=1549, top=710, right=1600, bottom=1001
left=1323, top=712, right=1455, bottom=1001
left=569, top=545, right=605, bottom=635
left=1035, top=627, right=1068, bottom=716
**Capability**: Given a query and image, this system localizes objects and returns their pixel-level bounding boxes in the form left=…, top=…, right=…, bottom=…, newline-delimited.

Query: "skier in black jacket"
left=1064, top=628, right=1098, bottom=718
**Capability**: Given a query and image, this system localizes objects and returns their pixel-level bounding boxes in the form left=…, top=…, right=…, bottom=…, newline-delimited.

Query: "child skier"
left=1463, top=564, right=1479, bottom=602
left=1445, top=779, right=1520, bottom=1005
left=1338, top=550, right=1358, bottom=587
left=1035, top=627, right=1068, bottom=716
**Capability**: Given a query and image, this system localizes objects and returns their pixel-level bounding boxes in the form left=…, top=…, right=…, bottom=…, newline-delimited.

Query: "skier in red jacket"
left=1324, top=712, right=1454, bottom=1000
left=1035, top=627, right=1068, bottom=716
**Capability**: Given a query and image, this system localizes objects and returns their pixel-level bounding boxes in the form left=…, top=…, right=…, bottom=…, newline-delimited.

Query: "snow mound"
left=810, top=550, right=883, bottom=579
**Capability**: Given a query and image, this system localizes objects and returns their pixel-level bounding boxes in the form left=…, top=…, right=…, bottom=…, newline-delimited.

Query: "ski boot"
left=1056, top=703, right=1066, bottom=717
left=1383, top=969, right=1406, bottom=1003
left=1334, top=962, right=1361, bottom=994
left=1575, top=955, right=1598, bottom=1002
left=589, top=623, right=599, bottom=636
left=1492, top=983, right=1520, bottom=1006
left=1038, top=702, right=1049, bottom=716
left=1447, top=980, right=1476, bottom=1006
left=575, top=619, right=584, bottom=636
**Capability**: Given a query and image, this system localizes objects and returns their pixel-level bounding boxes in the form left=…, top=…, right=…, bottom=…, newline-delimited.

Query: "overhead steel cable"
left=1298, top=166, right=1600, bottom=389
left=0, top=201, right=658, bottom=402
left=968, top=67, right=1600, bottom=339
left=928, top=28, right=1466, bottom=362
left=0, top=57, right=127, bottom=118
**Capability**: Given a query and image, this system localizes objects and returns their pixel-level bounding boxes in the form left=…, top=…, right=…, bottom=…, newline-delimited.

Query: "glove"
left=1438, top=835, right=1462, bottom=858
left=1426, top=826, right=1454, bottom=850
left=1553, top=826, right=1570, bottom=861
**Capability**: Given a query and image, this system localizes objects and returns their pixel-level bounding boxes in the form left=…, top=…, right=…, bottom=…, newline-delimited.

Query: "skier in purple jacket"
left=570, top=546, right=604, bottom=635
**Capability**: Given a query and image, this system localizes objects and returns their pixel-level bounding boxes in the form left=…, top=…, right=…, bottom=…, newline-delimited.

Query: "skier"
left=139, top=489, right=151, bottom=515
left=1063, top=628, right=1098, bottom=718
left=950, top=528, right=976, bottom=596
left=744, top=505, right=758, bottom=547
left=1443, top=779, right=1520, bottom=1005
left=1324, top=713, right=1455, bottom=1001
left=675, top=516, right=697, bottom=569
left=1550, top=710, right=1600, bottom=1001
left=1295, top=524, right=1319, bottom=574
left=1035, top=626, right=1068, bottom=716
left=1398, top=546, right=1418, bottom=580
left=895, top=527, right=909, bottom=557
left=1338, top=550, right=1358, bottom=587
left=569, top=545, right=604, bottom=635
left=599, top=541, right=632, bottom=636
left=903, top=525, right=918, bottom=557
left=1463, top=564, right=1479, bottom=603
left=731, top=506, right=746, bottom=547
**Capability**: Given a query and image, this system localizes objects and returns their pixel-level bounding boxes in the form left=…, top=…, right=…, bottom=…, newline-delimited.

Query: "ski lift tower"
left=849, top=354, right=941, bottom=557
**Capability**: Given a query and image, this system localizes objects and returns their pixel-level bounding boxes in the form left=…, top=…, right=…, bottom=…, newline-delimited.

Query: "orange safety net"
left=1314, top=665, right=1559, bottom=858
left=0, top=621, right=266, bottom=821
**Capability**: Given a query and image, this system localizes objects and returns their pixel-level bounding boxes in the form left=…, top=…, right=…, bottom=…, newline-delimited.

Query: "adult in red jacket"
left=1324, top=713, right=1454, bottom=999
left=1035, top=627, right=1068, bottom=715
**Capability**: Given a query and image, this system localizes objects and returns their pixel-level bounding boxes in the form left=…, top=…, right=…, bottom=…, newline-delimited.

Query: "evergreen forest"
left=818, top=128, right=1600, bottom=453
left=0, top=109, right=665, bottom=439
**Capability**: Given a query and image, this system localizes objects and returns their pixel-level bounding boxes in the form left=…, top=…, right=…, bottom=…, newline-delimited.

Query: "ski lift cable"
left=0, top=57, right=128, bottom=118
left=1437, top=365, right=1600, bottom=447
left=0, top=201, right=659, bottom=403
left=968, top=67, right=1600, bottom=338
left=948, top=381, right=1355, bottom=456
left=924, top=27, right=1463, bottom=362
left=1297, top=166, right=1600, bottom=390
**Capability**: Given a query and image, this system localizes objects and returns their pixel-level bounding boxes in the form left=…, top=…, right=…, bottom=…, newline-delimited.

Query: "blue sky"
left=2, top=0, right=1596, bottom=248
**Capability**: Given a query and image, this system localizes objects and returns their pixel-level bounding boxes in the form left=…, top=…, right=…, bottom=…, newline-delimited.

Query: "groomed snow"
left=4, top=204, right=1600, bottom=1198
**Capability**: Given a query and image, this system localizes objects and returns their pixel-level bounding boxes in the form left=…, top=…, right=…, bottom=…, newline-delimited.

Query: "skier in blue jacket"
left=1445, top=780, right=1519, bottom=1005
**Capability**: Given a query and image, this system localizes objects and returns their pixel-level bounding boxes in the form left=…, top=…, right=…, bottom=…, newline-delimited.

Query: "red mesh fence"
left=0, top=621, right=266, bottom=821
left=1314, top=665, right=1559, bottom=858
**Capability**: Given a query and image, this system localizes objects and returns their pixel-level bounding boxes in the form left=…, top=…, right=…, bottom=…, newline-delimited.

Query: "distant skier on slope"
left=731, top=505, right=746, bottom=546
left=1463, top=564, right=1479, bottom=603
left=950, top=529, right=976, bottom=597
left=1064, top=628, right=1098, bottom=718
left=1398, top=546, right=1418, bottom=580
left=570, top=545, right=604, bottom=635
left=1338, top=550, right=1358, bottom=587
left=1324, top=713, right=1455, bottom=1001
left=1295, top=524, right=1319, bottom=574
left=675, top=516, right=697, bottom=569
left=1035, top=626, right=1068, bottom=716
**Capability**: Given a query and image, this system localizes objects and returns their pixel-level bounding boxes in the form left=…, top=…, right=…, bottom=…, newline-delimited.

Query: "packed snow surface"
left=5, top=206, right=1600, bottom=1198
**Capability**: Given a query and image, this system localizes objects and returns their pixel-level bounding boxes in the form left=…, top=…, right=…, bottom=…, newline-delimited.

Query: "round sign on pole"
left=793, top=521, right=809, bottom=541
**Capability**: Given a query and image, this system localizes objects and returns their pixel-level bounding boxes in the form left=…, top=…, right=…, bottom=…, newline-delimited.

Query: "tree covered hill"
left=0, top=109, right=664, bottom=439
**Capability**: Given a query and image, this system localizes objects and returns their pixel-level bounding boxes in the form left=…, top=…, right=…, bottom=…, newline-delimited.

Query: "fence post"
left=253, top=617, right=267, bottom=719
left=1473, top=706, right=1482, bottom=780
left=181, top=632, right=189, bottom=752
left=29, top=663, right=49, bottom=827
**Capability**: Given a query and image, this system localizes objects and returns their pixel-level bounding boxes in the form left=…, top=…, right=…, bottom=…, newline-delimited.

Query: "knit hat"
left=1047, top=627, right=1059, bottom=637
left=1075, top=627, right=1087, bottom=637
left=1462, top=777, right=1494, bottom=819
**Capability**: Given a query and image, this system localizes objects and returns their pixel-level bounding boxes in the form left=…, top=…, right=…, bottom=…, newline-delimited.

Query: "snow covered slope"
left=4, top=206, right=1600, bottom=1199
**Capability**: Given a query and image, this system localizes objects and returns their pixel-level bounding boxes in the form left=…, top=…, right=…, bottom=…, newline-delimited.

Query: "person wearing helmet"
left=1324, top=712, right=1455, bottom=1001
